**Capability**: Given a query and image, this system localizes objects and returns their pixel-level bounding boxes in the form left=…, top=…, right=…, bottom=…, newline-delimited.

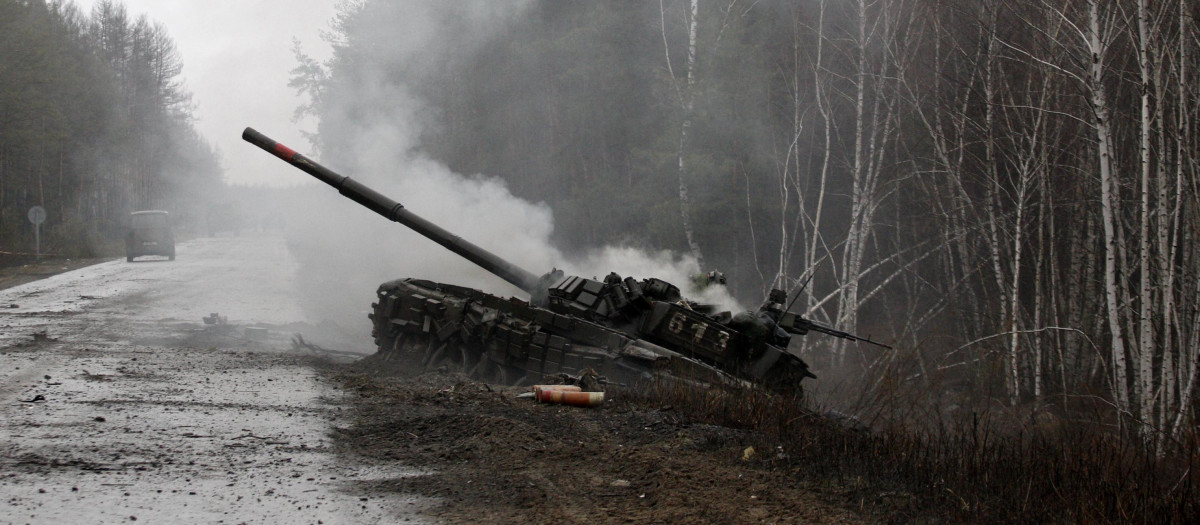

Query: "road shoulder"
left=0, top=256, right=113, bottom=292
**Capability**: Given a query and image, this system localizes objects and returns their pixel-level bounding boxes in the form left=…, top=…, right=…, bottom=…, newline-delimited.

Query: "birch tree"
left=830, top=0, right=910, bottom=366
left=661, top=0, right=707, bottom=269
left=1078, top=0, right=1131, bottom=415
left=1169, top=0, right=1199, bottom=442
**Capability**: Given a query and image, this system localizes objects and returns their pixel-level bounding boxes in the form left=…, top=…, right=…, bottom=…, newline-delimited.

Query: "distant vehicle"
left=126, top=210, right=175, bottom=262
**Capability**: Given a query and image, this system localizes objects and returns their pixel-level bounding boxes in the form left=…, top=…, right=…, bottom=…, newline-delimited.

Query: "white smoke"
left=281, top=1, right=744, bottom=336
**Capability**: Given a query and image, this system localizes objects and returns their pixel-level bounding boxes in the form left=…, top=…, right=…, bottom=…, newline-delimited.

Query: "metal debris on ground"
left=528, top=384, right=604, bottom=408
left=557, top=368, right=611, bottom=392
left=291, top=334, right=323, bottom=353
left=289, top=334, right=363, bottom=359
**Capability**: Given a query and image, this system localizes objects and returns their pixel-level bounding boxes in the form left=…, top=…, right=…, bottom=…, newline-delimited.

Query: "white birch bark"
left=660, top=0, right=705, bottom=270
left=1151, top=25, right=1171, bottom=441
left=833, top=0, right=872, bottom=367
left=1168, top=0, right=1196, bottom=441
left=1087, top=0, right=1130, bottom=412
left=978, top=8, right=1018, bottom=405
left=1172, top=300, right=1200, bottom=439
left=1135, top=0, right=1155, bottom=429
left=834, top=0, right=908, bottom=367
left=805, top=0, right=833, bottom=318
left=678, top=0, right=704, bottom=269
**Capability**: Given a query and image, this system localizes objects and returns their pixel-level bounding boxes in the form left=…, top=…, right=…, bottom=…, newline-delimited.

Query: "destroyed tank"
left=243, top=127, right=890, bottom=392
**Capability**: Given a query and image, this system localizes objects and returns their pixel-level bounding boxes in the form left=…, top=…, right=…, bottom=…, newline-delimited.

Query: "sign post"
left=28, top=206, right=46, bottom=260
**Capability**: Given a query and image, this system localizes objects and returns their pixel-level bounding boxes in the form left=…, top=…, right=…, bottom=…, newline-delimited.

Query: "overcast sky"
left=74, top=0, right=339, bottom=186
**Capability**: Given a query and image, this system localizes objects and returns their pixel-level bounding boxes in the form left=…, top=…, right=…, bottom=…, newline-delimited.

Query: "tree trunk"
left=1088, top=0, right=1130, bottom=413
left=675, top=0, right=705, bottom=270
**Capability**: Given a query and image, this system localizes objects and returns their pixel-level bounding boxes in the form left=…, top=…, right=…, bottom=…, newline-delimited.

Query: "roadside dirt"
left=327, top=357, right=864, bottom=524
left=0, top=255, right=110, bottom=292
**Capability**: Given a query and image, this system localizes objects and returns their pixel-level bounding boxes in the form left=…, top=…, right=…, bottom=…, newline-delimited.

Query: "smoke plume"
left=281, top=1, right=742, bottom=340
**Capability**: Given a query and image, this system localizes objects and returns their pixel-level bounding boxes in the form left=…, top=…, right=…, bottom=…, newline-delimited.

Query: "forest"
left=0, top=0, right=222, bottom=255
left=289, top=0, right=1200, bottom=448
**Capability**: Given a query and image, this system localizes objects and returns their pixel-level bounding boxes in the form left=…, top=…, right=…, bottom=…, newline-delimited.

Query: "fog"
left=70, top=0, right=337, bottom=188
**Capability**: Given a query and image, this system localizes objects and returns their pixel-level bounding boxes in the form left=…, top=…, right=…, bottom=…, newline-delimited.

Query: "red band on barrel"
left=273, top=143, right=297, bottom=160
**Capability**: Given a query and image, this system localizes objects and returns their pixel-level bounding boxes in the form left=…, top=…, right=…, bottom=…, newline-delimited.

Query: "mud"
left=329, top=361, right=863, bottom=524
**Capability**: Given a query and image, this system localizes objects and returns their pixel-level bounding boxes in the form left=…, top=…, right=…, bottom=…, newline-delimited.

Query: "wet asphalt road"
left=0, top=234, right=433, bottom=524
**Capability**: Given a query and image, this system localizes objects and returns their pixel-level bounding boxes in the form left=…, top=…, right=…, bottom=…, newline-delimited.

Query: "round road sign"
left=28, top=206, right=46, bottom=225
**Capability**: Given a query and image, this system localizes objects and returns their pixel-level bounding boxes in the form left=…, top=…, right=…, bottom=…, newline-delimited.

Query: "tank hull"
left=370, top=278, right=757, bottom=389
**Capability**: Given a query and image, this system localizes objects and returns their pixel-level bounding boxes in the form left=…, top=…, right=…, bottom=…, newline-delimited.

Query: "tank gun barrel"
left=242, top=127, right=543, bottom=294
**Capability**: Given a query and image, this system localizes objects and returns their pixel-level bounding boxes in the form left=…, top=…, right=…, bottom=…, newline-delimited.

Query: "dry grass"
left=620, top=373, right=1200, bottom=523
